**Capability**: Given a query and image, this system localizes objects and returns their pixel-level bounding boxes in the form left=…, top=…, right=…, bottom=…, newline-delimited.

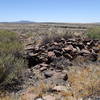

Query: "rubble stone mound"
left=4, top=37, right=100, bottom=92
left=16, top=37, right=99, bottom=89
left=25, top=37, right=100, bottom=69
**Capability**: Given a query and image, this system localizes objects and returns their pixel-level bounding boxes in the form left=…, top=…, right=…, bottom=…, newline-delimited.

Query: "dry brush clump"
left=67, top=65, right=100, bottom=99
left=0, top=30, right=26, bottom=87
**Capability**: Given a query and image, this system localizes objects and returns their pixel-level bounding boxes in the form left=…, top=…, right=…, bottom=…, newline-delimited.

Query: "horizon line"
left=0, top=20, right=100, bottom=24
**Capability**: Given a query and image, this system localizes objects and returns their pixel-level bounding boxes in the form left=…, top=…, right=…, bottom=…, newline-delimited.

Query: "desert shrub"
left=0, top=30, right=26, bottom=86
left=87, top=27, right=100, bottom=39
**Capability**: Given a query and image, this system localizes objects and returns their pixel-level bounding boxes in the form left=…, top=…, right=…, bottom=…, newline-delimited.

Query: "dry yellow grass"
left=67, top=65, right=100, bottom=99
left=20, top=81, right=54, bottom=100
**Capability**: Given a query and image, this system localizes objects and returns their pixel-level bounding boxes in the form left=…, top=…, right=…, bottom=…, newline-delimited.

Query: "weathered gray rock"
left=40, top=67, right=47, bottom=72
left=81, top=49, right=90, bottom=54
left=63, top=45, right=74, bottom=51
left=52, top=85, right=68, bottom=92
left=44, top=71, right=55, bottom=78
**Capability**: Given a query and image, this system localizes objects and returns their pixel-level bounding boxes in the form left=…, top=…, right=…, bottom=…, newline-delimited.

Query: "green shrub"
left=87, top=27, right=100, bottom=39
left=0, top=30, right=26, bottom=86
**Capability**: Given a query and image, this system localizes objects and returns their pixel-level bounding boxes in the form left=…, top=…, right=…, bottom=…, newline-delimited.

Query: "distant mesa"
left=0, top=20, right=36, bottom=24
left=15, top=20, right=36, bottom=23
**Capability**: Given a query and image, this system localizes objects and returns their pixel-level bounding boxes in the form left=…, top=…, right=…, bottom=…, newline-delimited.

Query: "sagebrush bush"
left=87, top=27, right=100, bottom=39
left=0, top=30, right=26, bottom=86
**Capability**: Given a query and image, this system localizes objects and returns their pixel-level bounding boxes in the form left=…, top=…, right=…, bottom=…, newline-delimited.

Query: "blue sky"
left=0, top=0, right=100, bottom=22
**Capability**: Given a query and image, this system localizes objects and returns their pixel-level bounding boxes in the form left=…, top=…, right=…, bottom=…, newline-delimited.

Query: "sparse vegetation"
left=67, top=65, right=100, bottom=99
left=87, top=27, right=100, bottom=39
left=0, top=30, right=26, bottom=86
